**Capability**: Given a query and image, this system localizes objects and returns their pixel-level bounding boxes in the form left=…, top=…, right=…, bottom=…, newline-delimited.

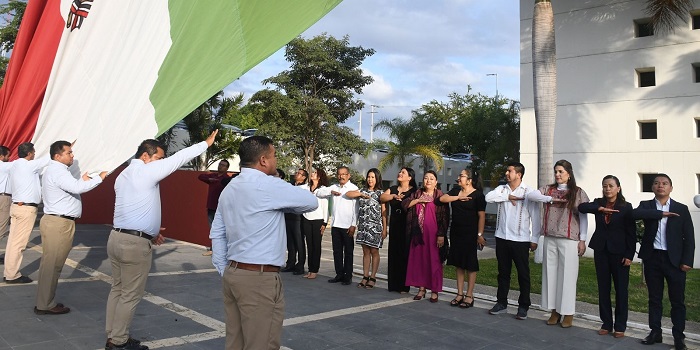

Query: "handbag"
left=439, top=235, right=449, bottom=263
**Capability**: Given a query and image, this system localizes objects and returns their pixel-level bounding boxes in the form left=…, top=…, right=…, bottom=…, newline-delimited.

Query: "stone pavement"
left=0, top=224, right=697, bottom=349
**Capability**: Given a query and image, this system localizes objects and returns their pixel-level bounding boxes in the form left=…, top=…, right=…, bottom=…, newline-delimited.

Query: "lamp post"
left=486, top=73, right=498, bottom=97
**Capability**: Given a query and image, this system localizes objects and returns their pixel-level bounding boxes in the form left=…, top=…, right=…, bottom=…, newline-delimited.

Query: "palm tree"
left=373, top=117, right=444, bottom=172
left=531, top=0, right=690, bottom=187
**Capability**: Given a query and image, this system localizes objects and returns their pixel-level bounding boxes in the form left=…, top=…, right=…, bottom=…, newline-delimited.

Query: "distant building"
left=520, top=0, right=700, bottom=265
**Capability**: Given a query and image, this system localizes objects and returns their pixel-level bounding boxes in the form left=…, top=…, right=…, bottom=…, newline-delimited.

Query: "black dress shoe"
left=105, top=338, right=148, bottom=350
left=674, top=339, right=687, bottom=350
left=280, top=266, right=295, bottom=272
left=328, top=276, right=342, bottom=283
left=341, top=279, right=352, bottom=285
left=34, top=305, right=70, bottom=315
left=4, top=275, right=32, bottom=284
left=641, top=331, right=662, bottom=345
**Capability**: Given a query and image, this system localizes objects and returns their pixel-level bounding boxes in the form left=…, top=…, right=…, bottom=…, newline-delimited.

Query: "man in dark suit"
left=633, top=174, right=695, bottom=350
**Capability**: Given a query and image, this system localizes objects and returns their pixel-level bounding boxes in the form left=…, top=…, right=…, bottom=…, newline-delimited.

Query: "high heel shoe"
left=365, top=277, right=377, bottom=289
left=357, top=276, right=369, bottom=288
left=547, top=310, right=561, bottom=325
left=429, top=292, right=439, bottom=303
left=413, top=288, right=426, bottom=300
left=459, top=295, right=474, bottom=308
left=450, top=294, right=464, bottom=307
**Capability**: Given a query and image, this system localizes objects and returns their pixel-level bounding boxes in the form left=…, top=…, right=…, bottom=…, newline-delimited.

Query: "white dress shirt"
left=10, top=156, right=50, bottom=204
left=653, top=198, right=671, bottom=250
left=315, top=181, right=358, bottom=229
left=485, top=183, right=541, bottom=243
left=0, top=161, right=12, bottom=194
left=300, top=184, right=329, bottom=223
left=113, top=141, right=207, bottom=236
left=41, top=160, right=102, bottom=217
left=209, top=168, right=319, bottom=275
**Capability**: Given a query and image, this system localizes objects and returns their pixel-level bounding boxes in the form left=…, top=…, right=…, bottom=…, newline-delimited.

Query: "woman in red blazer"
left=578, top=175, right=636, bottom=338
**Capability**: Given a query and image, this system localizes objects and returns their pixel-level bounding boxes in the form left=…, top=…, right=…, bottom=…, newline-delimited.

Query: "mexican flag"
left=0, top=0, right=342, bottom=172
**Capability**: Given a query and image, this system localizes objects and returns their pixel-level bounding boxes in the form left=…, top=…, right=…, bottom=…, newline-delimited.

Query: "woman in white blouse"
left=300, top=168, right=330, bottom=279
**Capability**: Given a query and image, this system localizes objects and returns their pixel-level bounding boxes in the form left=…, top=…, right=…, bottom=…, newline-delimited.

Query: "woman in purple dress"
left=402, top=170, right=449, bottom=302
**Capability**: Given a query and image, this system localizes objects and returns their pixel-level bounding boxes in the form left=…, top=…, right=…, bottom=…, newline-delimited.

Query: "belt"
left=13, top=202, right=38, bottom=207
left=0, top=193, right=10, bottom=196
left=229, top=260, right=280, bottom=273
left=47, top=213, right=77, bottom=221
left=113, top=228, right=153, bottom=240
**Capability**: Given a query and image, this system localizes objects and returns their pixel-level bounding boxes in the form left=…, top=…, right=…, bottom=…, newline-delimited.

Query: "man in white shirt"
left=34, top=141, right=107, bottom=315
left=105, top=131, right=217, bottom=350
left=484, top=161, right=541, bottom=320
left=4, top=142, right=50, bottom=284
left=316, top=166, right=358, bottom=285
left=210, top=136, right=317, bottom=350
left=0, top=145, right=12, bottom=262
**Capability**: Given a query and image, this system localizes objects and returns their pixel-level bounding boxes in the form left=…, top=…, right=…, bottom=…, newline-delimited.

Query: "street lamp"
left=486, top=73, right=498, bottom=97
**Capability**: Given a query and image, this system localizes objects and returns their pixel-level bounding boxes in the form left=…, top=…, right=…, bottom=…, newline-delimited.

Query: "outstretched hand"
left=205, top=129, right=219, bottom=147
left=598, top=207, right=619, bottom=214
left=662, top=211, right=680, bottom=218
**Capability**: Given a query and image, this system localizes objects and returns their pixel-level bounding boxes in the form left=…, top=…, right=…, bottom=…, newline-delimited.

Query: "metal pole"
left=486, top=73, right=498, bottom=97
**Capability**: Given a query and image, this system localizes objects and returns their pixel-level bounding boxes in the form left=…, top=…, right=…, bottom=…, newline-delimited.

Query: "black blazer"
left=579, top=199, right=636, bottom=260
left=633, top=199, right=695, bottom=269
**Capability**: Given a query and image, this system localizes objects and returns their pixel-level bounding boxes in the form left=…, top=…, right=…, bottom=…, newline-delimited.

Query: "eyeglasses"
left=337, top=173, right=349, bottom=176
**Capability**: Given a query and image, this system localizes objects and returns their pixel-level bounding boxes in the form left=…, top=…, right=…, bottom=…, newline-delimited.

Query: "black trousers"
left=495, top=237, right=531, bottom=308
left=285, top=214, right=305, bottom=271
left=302, top=217, right=323, bottom=273
left=331, top=227, right=354, bottom=281
left=644, top=249, right=686, bottom=340
left=594, top=248, right=630, bottom=332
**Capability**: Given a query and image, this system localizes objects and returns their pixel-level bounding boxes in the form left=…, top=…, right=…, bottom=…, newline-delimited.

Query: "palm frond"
left=644, top=0, right=693, bottom=34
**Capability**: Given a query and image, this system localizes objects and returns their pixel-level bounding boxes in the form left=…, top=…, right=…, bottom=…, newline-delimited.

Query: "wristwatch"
left=477, top=232, right=483, bottom=237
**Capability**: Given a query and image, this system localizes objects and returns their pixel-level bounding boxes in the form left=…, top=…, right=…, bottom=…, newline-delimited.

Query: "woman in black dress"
left=440, top=168, right=486, bottom=308
left=379, top=167, right=417, bottom=293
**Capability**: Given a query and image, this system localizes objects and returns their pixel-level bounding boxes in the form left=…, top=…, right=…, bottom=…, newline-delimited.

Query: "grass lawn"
left=443, top=255, right=700, bottom=322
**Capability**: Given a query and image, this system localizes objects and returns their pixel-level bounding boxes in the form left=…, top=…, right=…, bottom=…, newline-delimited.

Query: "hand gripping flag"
left=0, top=0, right=342, bottom=172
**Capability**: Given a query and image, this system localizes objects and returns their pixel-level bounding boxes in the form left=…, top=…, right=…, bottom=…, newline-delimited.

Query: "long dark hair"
left=365, top=168, right=383, bottom=191
left=402, top=167, right=418, bottom=189
left=549, top=159, right=579, bottom=210
left=463, top=168, right=483, bottom=192
left=310, top=167, right=329, bottom=190
left=597, top=174, right=626, bottom=206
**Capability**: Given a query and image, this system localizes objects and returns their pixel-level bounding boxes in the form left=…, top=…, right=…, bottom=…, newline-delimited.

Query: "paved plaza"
left=0, top=223, right=697, bottom=349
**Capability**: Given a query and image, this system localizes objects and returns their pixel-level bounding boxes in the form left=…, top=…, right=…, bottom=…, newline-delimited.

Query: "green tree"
left=182, top=90, right=243, bottom=170
left=0, top=0, right=26, bottom=86
left=372, top=117, right=444, bottom=172
left=250, top=33, right=374, bottom=172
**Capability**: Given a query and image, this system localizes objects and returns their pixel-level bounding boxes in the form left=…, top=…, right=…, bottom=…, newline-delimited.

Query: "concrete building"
left=520, top=0, right=700, bottom=265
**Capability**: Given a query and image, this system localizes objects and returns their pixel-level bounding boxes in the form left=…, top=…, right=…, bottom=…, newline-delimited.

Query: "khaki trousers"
left=4, top=204, right=38, bottom=280
left=0, top=195, right=10, bottom=241
left=223, top=266, right=284, bottom=350
left=35, top=215, right=75, bottom=310
left=105, top=230, right=152, bottom=344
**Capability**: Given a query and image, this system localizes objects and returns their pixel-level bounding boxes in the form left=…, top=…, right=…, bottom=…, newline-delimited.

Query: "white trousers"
left=542, top=236, right=579, bottom=315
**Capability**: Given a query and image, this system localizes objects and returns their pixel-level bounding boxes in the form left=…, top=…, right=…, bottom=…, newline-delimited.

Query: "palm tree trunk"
left=532, top=0, right=556, bottom=187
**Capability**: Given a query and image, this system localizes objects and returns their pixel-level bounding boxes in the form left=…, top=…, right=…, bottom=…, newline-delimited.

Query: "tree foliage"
left=250, top=33, right=374, bottom=173
left=372, top=117, right=443, bottom=172
left=0, top=0, right=26, bottom=86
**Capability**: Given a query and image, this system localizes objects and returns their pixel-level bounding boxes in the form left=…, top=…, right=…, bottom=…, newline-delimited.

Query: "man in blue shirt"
left=210, top=136, right=317, bottom=350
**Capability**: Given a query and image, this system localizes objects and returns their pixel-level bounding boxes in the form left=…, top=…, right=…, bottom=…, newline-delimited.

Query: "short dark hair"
left=219, top=159, right=230, bottom=167
left=0, top=145, right=9, bottom=157
left=17, top=142, right=34, bottom=158
left=507, top=161, right=525, bottom=178
left=276, top=168, right=286, bottom=179
left=134, top=139, right=164, bottom=159
left=337, top=166, right=350, bottom=174
left=239, top=136, right=273, bottom=168
left=50, top=141, right=71, bottom=160
left=654, top=173, right=672, bottom=186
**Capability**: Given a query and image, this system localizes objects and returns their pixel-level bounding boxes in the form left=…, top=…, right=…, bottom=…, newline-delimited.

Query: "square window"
left=693, top=63, right=700, bottom=83
left=634, top=18, right=654, bottom=37
left=639, top=121, right=657, bottom=139
left=693, top=12, right=700, bottom=30
left=637, top=68, right=656, bottom=87
left=640, top=173, right=658, bottom=193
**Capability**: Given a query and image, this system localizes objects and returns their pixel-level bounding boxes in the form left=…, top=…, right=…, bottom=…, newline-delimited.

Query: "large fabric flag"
left=0, top=0, right=342, bottom=172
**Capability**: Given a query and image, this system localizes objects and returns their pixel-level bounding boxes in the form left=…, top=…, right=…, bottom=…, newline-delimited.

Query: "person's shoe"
left=641, top=331, right=662, bottom=345
left=612, top=331, right=625, bottom=339
left=34, top=305, right=70, bottom=315
left=429, top=293, right=439, bottom=303
left=105, top=338, right=149, bottom=350
left=597, top=329, right=610, bottom=336
left=201, top=250, right=212, bottom=256
left=546, top=310, right=561, bottom=325
left=488, top=303, right=507, bottom=315
left=292, top=269, right=305, bottom=275
left=365, top=277, right=377, bottom=289
left=515, top=306, right=528, bottom=320
left=4, top=275, right=32, bottom=284
left=327, top=276, right=342, bottom=283
left=674, top=338, right=687, bottom=350
left=413, top=288, right=426, bottom=300
left=561, top=315, right=574, bottom=328
left=459, top=295, right=474, bottom=308
left=450, top=294, right=464, bottom=307
left=341, top=278, right=352, bottom=285
left=281, top=266, right=295, bottom=273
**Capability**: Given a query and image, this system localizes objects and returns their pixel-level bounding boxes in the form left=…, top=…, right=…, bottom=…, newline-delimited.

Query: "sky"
left=223, top=0, right=521, bottom=141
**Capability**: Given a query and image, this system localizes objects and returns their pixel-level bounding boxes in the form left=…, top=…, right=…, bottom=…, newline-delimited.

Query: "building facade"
left=520, top=0, right=700, bottom=265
